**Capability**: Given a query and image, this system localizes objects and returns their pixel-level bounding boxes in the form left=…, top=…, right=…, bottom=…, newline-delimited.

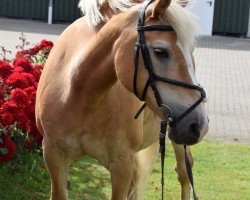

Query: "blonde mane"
left=79, top=0, right=198, bottom=49
left=78, top=0, right=134, bottom=26
left=165, top=2, right=198, bottom=51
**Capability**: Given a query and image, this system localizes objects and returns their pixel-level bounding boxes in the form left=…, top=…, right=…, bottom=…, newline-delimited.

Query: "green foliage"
left=0, top=147, right=8, bottom=155
left=0, top=140, right=249, bottom=199
left=33, top=51, right=48, bottom=65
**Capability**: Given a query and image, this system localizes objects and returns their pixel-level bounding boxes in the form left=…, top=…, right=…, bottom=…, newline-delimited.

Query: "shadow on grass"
left=68, top=156, right=111, bottom=200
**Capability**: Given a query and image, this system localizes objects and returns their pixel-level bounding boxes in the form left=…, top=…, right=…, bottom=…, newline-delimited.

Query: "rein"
left=133, top=0, right=206, bottom=199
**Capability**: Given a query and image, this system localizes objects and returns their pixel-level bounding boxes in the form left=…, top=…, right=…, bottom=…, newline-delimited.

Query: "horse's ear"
left=152, top=0, right=171, bottom=18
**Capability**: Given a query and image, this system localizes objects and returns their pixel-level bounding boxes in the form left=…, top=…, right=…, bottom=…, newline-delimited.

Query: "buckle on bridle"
left=153, top=104, right=174, bottom=124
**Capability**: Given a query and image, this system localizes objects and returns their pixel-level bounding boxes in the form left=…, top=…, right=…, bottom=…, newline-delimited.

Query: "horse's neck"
left=70, top=22, right=122, bottom=104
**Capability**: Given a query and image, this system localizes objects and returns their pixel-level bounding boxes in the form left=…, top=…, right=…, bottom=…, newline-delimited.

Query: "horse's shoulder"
left=58, top=17, right=97, bottom=45
left=45, top=17, right=97, bottom=69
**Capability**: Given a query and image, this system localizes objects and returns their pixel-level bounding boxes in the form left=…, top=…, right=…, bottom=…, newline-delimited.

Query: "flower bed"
left=0, top=39, right=53, bottom=163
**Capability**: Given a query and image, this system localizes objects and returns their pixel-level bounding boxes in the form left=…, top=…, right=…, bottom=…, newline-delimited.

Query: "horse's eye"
left=154, top=48, right=169, bottom=58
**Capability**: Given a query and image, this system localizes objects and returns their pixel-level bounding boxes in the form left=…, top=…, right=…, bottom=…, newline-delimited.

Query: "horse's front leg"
left=127, top=141, right=159, bottom=200
left=43, top=138, right=71, bottom=200
left=172, top=142, right=194, bottom=200
left=109, top=153, right=135, bottom=200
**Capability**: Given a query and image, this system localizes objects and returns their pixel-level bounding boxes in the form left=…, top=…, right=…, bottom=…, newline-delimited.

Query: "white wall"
left=190, top=0, right=215, bottom=36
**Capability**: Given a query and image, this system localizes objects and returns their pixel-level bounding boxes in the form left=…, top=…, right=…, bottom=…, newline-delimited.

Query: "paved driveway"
left=195, top=36, right=250, bottom=144
left=1, top=18, right=250, bottom=143
left=0, top=18, right=67, bottom=55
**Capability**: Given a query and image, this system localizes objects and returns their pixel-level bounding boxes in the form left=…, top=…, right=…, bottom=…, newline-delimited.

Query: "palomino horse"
left=35, top=0, right=209, bottom=199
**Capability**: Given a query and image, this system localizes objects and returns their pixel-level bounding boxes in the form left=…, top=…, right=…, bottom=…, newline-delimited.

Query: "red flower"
left=30, top=46, right=41, bottom=55
left=9, top=89, right=32, bottom=129
left=0, top=84, right=11, bottom=106
left=6, top=72, right=30, bottom=88
left=22, top=73, right=37, bottom=87
left=10, top=88, right=29, bottom=106
left=0, top=60, right=13, bottom=79
left=32, top=65, right=43, bottom=81
left=13, top=66, right=25, bottom=73
left=0, top=101, right=19, bottom=113
left=24, top=139, right=35, bottom=150
left=38, top=40, right=54, bottom=55
left=24, top=87, right=37, bottom=115
left=0, top=101, right=19, bottom=126
left=0, top=113, right=15, bottom=126
left=24, top=86, right=36, bottom=97
left=13, top=57, right=33, bottom=73
left=0, top=134, right=16, bottom=163
left=16, top=111, right=29, bottom=130
left=24, top=105, right=35, bottom=119
left=39, top=40, right=53, bottom=49
left=15, top=46, right=40, bottom=58
left=0, top=86, right=5, bottom=106
left=15, top=51, right=23, bottom=58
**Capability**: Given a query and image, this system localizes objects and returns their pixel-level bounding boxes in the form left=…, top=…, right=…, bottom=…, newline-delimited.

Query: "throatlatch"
left=133, top=0, right=206, bottom=199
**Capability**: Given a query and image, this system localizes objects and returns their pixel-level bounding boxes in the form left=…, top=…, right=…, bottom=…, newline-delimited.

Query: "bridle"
left=133, top=0, right=206, bottom=199
left=133, top=0, right=206, bottom=125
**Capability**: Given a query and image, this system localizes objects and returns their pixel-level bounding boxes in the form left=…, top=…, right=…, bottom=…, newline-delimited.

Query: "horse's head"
left=114, top=0, right=208, bottom=145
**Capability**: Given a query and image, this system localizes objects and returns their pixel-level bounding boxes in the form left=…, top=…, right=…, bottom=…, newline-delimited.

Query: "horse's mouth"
left=168, top=129, right=183, bottom=145
left=168, top=128, right=199, bottom=145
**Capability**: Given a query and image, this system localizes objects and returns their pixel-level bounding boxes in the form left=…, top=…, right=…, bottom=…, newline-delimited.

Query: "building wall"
left=190, top=0, right=215, bottom=36
left=213, top=0, right=250, bottom=36
left=0, top=0, right=81, bottom=22
left=0, top=0, right=48, bottom=20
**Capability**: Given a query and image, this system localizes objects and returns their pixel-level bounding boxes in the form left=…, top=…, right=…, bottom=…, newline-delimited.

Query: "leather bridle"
left=133, top=0, right=206, bottom=199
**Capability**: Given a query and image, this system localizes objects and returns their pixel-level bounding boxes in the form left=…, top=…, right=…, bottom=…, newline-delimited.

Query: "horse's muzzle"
left=168, top=116, right=208, bottom=145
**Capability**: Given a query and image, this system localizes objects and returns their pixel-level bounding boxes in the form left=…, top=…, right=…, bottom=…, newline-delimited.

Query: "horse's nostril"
left=176, top=123, right=201, bottom=145
left=188, top=123, right=201, bottom=139
left=169, top=122, right=203, bottom=145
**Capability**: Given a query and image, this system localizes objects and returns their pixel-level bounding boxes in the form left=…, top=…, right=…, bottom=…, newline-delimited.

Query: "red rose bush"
left=0, top=39, right=53, bottom=163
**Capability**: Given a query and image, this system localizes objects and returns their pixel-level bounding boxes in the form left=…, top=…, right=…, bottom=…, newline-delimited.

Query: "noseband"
left=133, top=0, right=206, bottom=199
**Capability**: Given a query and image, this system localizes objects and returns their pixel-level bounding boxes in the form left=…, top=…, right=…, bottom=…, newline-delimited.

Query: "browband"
left=137, top=25, right=174, bottom=31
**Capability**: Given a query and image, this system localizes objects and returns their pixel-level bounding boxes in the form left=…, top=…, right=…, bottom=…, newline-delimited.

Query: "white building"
left=189, top=0, right=250, bottom=37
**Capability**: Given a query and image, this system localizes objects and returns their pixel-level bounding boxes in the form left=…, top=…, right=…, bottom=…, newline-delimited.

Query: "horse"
left=35, top=0, right=209, bottom=199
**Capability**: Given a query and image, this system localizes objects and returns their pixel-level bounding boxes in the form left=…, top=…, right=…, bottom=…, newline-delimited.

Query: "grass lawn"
left=0, top=140, right=249, bottom=200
